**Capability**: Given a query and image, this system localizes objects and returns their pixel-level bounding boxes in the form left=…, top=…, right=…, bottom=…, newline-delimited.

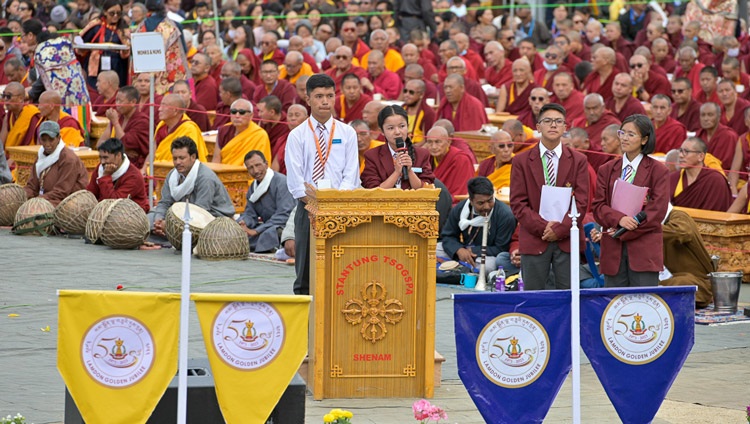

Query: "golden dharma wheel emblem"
left=341, top=280, right=405, bottom=344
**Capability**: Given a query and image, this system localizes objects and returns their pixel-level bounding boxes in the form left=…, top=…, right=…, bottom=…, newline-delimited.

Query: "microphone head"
left=635, top=210, right=647, bottom=220
left=395, top=137, right=405, bottom=149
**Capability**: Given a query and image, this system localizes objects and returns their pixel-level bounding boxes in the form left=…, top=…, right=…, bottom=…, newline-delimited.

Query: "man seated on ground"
left=172, top=80, right=210, bottom=132
left=36, top=90, right=85, bottom=147
left=352, top=119, right=383, bottom=173
left=238, top=150, right=295, bottom=252
left=334, top=74, right=372, bottom=124
left=0, top=82, right=40, bottom=149
left=437, top=176, right=518, bottom=279
left=214, top=99, right=270, bottom=168
left=670, top=137, right=732, bottom=212
left=98, top=86, right=150, bottom=169
left=92, top=70, right=119, bottom=116
left=152, top=94, right=207, bottom=165
left=150, top=136, right=234, bottom=236
left=422, top=126, right=475, bottom=204
left=651, top=94, right=687, bottom=153
left=23, top=121, right=87, bottom=206
left=87, top=138, right=149, bottom=213
left=477, top=130, right=513, bottom=190
left=436, top=74, right=487, bottom=132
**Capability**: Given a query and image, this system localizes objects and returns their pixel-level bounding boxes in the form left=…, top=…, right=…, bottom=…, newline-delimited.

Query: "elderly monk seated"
left=23, top=122, right=87, bottom=206
left=433, top=119, right=477, bottom=163
left=334, top=74, right=372, bottom=124
left=172, top=80, right=210, bottom=132
left=442, top=56, right=488, bottom=107
left=150, top=94, right=208, bottom=168
left=696, top=102, right=738, bottom=171
left=279, top=50, right=314, bottom=85
left=423, top=126, right=475, bottom=204
left=93, top=70, right=119, bottom=116
left=605, top=73, right=646, bottom=123
left=669, top=137, right=733, bottom=212
left=251, top=60, right=297, bottom=113
left=366, top=50, right=403, bottom=100
left=214, top=99, right=271, bottom=168
left=352, top=119, right=384, bottom=173
left=651, top=94, right=687, bottom=153
left=496, top=58, right=536, bottom=115
left=190, top=53, right=218, bottom=111
left=0, top=82, right=41, bottom=149
left=436, top=74, right=487, bottom=132
left=98, top=86, right=150, bottom=169
left=436, top=176, right=518, bottom=279
left=362, top=100, right=386, bottom=140
left=660, top=205, right=714, bottom=308
left=87, top=138, right=149, bottom=213
left=238, top=150, right=295, bottom=252
left=518, top=87, right=550, bottom=128
left=325, top=46, right=371, bottom=96
left=213, top=77, right=244, bottom=130
left=36, top=90, right=85, bottom=147
left=274, top=104, right=309, bottom=173
left=551, top=72, right=584, bottom=125
left=477, top=130, right=514, bottom=190
left=580, top=93, right=620, bottom=171
left=257, top=95, right=290, bottom=169
left=403, top=79, right=435, bottom=144
left=150, top=136, right=235, bottom=235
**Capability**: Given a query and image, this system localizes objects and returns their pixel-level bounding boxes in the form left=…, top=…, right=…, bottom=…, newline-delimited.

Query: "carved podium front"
left=307, top=188, right=440, bottom=399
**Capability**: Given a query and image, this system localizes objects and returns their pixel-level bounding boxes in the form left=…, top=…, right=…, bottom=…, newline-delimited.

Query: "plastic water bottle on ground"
left=495, top=266, right=506, bottom=292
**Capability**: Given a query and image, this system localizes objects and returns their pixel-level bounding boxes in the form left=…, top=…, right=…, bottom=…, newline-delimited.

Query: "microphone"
left=395, top=137, right=408, bottom=181
left=612, top=211, right=647, bottom=239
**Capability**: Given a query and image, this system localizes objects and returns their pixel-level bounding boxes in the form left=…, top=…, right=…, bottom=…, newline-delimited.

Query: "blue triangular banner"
left=454, top=291, right=572, bottom=424
left=580, top=286, right=696, bottom=424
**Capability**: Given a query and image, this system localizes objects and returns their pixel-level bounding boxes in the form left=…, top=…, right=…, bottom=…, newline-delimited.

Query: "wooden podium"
left=306, top=188, right=440, bottom=399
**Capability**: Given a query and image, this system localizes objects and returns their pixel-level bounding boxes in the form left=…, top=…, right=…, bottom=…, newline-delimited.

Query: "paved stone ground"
left=0, top=229, right=748, bottom=423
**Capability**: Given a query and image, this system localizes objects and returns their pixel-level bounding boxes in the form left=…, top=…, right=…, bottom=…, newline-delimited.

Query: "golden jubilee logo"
left=212, top=302, right=285, bottom=370
left=601, top=293, right=674, bottom=365
left=81, top=316, right=155, bottom=388
left=476, top=313, right=550, bottom=388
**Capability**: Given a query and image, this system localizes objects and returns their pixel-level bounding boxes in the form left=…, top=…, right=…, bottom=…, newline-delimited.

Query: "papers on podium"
left=540, top=185, right=572, bottom=222
left=611, top=179, right=648, bottom=216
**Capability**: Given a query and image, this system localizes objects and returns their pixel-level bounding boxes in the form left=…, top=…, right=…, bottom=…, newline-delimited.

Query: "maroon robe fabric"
left=573, top=44, right=592, bottom=62
left=137, top=93, right=164, bottom=132
left=667, top=32, right=683, bottom=51
left=517, top=109, right=538, bottom=128
left=210, top=60, right=226, bottom=86
left=351, top=39, right=370, bottom=62
left=334, top=93, right=372, bottom=123
left=238, top=75, right=257, bottom=101
left=432, top=146, right=475, bottom=204
left=251, top=79, right=297, bottom=113
left=261, top=116, right=291, bottom=166
left=671, top=99, right=702, bottom=132
left=557, top=90, right=585, bottom=126
left=257, top=49, right=285, bottom=66
left=418, top=58, right=439, bottom=82
left=120, top=110, right=150, bottom=169
left=325, top=65, right=370, bottom=96
left=563, top=52, right=581, bottom=69
left=462, top=49, right=485, bottom=80
left=212, top=102, right=230, bottom=129
left=605, top=96, right=646, bottom=123
left=656, top=56, right=677, bottom=74
left=503, top=81, right=537, bottom=116
left=0, top=55, right=11, bottom=84
left=669, top=168, right=732, bottom=211
left=237, top=48, right=261, bottom=85
left=643, top=70, right=671, bottom=98
left=436, top=92, right=488, bottom=132
left=216, top=124, right=234, bottom=149
left=87, top=163, right=149, bottom=213
left=697, top=89, right=719, bottom=105
left=371, top=69, right=403, bottom=100
left=721, top=97, right=750, bottom=136
left=451, top=137, right=477, bottom=164
left=93, top=94, right=116, bottom=116
left=439, top=78, right=488, bottom=107
left=186, top=99, right=210, bottom=132
left=584, top=110, right=621, bottom=172
left=301, top=51, right=320, bottom=73
left=675, top=63, right=706, bottom=100
left=194, top=76, right=218, bottom=111
left=485, top=60, right=513, bottom=88
left=507, top=47, right=520, bottom=62
left=738, top=132, right=750, bottom=182
left=697, top=125, right=739, bottom=170
left=533, top=65, right=573, bottom=91
left=609, top=37, right=635, bottom=61
left=582, top=70, right=616, bottom=100
left=423, top=79, right=438, bottom=101
left=654, top=117, right=688, bottom=153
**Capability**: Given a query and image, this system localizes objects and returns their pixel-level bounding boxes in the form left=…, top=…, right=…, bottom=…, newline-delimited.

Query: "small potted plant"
left=323, top=408, right=353, bottom=423
left=412, top=399, right=448, bottom=423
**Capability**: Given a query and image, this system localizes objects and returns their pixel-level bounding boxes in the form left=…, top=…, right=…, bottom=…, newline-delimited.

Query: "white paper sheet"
left=540, top=185, right=572, bottom=222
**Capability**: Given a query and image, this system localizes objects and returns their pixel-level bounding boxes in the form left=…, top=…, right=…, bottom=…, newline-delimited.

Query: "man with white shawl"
left=23, top=121, right=88, bottom=206
left=86, top=138, right=150, bottom=213
left=238, top=150, right=295, bottom=252
left=150, top=136, right=234, bottom=236
left=436, top=176, right=518, bottom=279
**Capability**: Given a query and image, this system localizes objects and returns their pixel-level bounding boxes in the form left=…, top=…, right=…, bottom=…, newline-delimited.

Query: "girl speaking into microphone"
left=361, top=105, right=435, bottom=189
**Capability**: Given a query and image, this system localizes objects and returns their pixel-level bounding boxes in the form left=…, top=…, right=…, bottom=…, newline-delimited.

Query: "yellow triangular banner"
left=57, top=290, right=181, bottom=424
left=192, top=293, right=311, bottom=424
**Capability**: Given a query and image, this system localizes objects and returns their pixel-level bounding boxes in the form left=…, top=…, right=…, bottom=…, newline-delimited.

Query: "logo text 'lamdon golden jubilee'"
left=81, top=315, right=155, bottom=388
left=476, top=313, right=550, bottom=388
left=601, top=293, right=674, bottom=365
left=212, top=302, right=285, bottom=370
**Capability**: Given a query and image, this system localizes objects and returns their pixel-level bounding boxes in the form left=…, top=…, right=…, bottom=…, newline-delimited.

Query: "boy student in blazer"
left=592, top=114, right=670, bottom=287
left=509, top=103, right=590, bottom=290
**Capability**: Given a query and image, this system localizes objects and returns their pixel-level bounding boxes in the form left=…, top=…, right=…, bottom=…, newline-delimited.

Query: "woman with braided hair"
left=361, top=104, right=435, bottom=189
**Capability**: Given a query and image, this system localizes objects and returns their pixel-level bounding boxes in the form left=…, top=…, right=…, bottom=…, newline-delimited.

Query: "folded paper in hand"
left=611, top=179, right=648, bottom=216
left=540, top=185, right=572, bottom=222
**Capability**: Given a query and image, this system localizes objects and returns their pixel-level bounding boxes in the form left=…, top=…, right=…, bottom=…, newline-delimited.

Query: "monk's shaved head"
left=39, top=90, right=62, bottom=105
left=427, top=126, right=449, bottom=138
left=433, top=119, right=455, bottom=136
left=444, top=73, right=465, bottom=87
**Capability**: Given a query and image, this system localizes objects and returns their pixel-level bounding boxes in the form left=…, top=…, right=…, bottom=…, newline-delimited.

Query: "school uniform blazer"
left=592, top=155, right=670, bottom=275
left=361, top=144, right=435, bottom=189
left=509, top=144, right=590, bottom=255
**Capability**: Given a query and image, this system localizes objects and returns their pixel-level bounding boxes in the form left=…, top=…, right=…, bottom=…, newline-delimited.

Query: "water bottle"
left=495, top=266, right=506, bottom=292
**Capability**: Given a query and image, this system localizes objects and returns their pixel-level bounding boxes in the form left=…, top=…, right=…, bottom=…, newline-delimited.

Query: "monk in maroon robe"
left=257, top=33, right=286, bottom=66
left=252, top=62, right=297, bottom=113
left=186, top=98, right=210, bottom=132
left=605, top=73, right=646, bottom=122
left=194, top=74, right=218, bottom=111
left=670, top=78, right=702, bottom=132
left=334, top=74, right=373, bottom=123
left=674, top=49, right=706, bottom=101
left=551, top=72, right=585, bottom=125
left=583, top=95, right=620, bottom=171
left=424, top=126, right=475, bottom=204
left=325, top=46, right=371, bottom=96
left=582, top=47, right=617, bottom=100
left=499, top=59, right=537, bottom=115
left=368, top=50, right=403, bottom=100
left=697, top=102, right=739, bottom=170
left=438, top=58, right=489, bottom=107
left=436, top=75, right=488, bottom=132
left=718, top=81, right=750, bottom=136
left=670, top=138, right=732, bottom=211
left=654, top=117, right=687, bottom=153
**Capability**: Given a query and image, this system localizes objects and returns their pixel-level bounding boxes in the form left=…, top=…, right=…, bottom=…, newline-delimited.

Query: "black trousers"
left=292, top=200, right=310, bottom=295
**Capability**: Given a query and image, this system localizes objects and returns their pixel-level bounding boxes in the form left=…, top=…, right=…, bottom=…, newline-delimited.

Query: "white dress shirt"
left=621, top=153, right=644, bottom=178
left=285, top=115, right=361, bottom=199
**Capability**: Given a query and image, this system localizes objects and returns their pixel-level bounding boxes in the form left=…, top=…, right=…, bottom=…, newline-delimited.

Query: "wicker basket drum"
left=13, top=197, right=56, bottom=236
left=165, top=202, right=215, bottom=250
left=85, top=199, right=118, bottom=243
left=54, top=190, right=98, bottom=234
left=0, top=184, right=27, bottom=226
left=195, top=217, right=249, bottom=260
left=100, top=199, right=149, bottom=249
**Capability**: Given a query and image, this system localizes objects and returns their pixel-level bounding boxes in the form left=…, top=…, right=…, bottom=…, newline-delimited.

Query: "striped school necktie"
left=312, top=121, right=327, bottom=183
left=544, top=150, right=556, bottom=186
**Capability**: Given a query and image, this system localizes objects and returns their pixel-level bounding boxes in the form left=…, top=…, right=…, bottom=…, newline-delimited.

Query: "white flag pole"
left=177, top=201, right=193, bottom=424
left=148, top=73, right=155, bottom=210
left=569, top=196, right=581, bottom=424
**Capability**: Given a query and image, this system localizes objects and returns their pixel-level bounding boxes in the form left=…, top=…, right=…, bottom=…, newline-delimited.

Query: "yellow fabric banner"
left=57, top=290, right=181, bottom=424
left=192, top=293, right=311, bottom=424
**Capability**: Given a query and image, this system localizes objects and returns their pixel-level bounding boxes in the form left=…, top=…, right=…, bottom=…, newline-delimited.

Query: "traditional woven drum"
left=85, top=199, right=118, bottom=243
left=13, top=197, right=55, bottom=236
left=54, top=190, right=98, bottom=235
left=165, top=202, right=215, bottom=250
left=100, top=199, right=149, bottom=249
left=0, top=184, right=26, bottom=226
left=196, top=217, right=249, bottom=260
